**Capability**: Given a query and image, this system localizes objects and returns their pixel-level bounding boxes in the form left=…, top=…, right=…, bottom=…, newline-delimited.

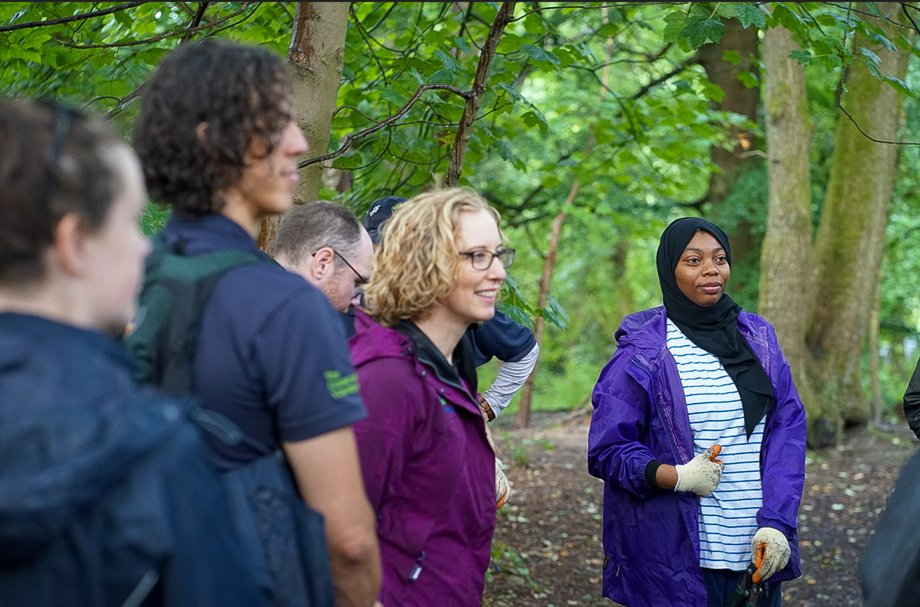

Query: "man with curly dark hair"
left=133, top=39, right=381, bottom=607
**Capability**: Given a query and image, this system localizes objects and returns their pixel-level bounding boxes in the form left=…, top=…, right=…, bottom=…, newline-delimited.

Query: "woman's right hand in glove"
left=674, top=445, right=723, bottom=496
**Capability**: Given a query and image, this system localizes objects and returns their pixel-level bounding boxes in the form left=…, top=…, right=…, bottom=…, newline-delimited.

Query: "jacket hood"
left=0, top=314, right=188, bottom=564
left=348, top=308, right=415, bottom=367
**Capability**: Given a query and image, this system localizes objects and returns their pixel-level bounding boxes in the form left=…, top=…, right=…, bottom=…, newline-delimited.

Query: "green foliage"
left=5, top=1, right=920, bottom=418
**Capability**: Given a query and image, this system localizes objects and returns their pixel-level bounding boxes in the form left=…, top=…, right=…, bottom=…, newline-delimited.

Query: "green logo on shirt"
left=324, top=370, right=360, bottom=399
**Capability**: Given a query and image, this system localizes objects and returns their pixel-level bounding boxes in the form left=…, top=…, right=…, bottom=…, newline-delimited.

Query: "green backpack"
left=122, top=232, right=266, bottom=396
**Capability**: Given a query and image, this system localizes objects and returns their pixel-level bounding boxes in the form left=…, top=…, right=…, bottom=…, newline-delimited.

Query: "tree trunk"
left=758, top=23, right=814, bottom=406
left=805, top=2, right=910, bottom=441
left=698, top=17, right=761, bottom=285
left=870, top=282, right=883, bottom=425
left=257, top=2, right=350, bottom=254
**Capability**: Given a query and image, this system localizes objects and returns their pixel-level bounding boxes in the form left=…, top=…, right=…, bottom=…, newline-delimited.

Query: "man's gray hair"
left=274, top=201, right=364, bottom=266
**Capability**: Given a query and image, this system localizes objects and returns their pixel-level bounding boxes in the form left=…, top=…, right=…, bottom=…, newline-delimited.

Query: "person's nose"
left=288, top=122, right=308, bottom=156
left=701, top=258, right=718, bottom=276
left=487, top=255, right=506, bottom=282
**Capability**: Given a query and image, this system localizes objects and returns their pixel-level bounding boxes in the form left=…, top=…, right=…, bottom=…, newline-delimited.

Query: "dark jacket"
left=587, top=307, right=806, bottom=607
left=0, top=313, right=266, bottom=607
left=348, top=309, right=495, bottom=607
left=902, top=358, right=920, bottom=439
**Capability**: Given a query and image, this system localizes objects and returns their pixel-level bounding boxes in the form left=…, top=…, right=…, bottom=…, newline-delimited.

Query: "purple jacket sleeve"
left=757, top=323, right=807, bottom=537
left=587, top=349, right=659, bottom=499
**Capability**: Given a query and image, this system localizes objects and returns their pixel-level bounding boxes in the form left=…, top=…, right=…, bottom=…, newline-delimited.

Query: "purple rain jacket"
left=348, top=309, right=496, bottom=607
left=587, top=307, right=806, bottom=607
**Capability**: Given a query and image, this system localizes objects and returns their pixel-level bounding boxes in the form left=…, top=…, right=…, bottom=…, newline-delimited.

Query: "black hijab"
left=656, top=217, right=775, bottom=438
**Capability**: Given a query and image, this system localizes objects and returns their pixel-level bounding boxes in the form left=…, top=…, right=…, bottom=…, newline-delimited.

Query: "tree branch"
left=298, top=84, right=474, bottom=169
left=180, top=2, right=210, bottom=44
left=446, top=1, right=517, bottom=187
left=54, top=5, right=248, bottom=49
left=0, top=2, right=146, bottom=32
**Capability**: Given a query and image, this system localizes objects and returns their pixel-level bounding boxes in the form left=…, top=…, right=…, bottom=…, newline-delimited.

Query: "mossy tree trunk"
left=804, top=2, right=909, bottom=444
left=761, top=3, right=910, bottom=448
left=258, top=2, right=349, bottom=255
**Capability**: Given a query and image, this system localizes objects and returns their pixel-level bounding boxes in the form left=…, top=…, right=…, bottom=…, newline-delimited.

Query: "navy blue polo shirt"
left=467, top=309, right=536, bottom=367
left=161, top=213, right=367, bottom=471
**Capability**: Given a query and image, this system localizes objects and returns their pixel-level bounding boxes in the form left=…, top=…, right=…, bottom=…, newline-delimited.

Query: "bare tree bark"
left=258, top=2, right=350, bottom=255
left=445, top=2, right=516, bottom=187
left=759, top=23, right=813, bottom=393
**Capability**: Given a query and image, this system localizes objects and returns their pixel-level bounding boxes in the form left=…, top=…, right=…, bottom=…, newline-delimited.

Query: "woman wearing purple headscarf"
left=587, top=217, right=806, bottom=607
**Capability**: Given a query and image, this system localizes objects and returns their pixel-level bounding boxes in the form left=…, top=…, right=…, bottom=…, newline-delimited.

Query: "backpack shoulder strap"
left=123, top=232, right=269, bottom=396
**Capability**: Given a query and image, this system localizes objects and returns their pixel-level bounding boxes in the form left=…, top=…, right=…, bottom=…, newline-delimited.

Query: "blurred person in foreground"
left=132, top=39, right=380, bottom=607
left=350, top=188, right=510, bottom=606
left=587, top=217, right=806, bottom=607
left=0, top=97, right=265, bottom=606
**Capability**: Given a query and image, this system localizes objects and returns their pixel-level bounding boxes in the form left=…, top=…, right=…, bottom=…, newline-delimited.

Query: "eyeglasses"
left=312, top=247, right=369, bottom=286
left=459, top=248, right=515, bottom=271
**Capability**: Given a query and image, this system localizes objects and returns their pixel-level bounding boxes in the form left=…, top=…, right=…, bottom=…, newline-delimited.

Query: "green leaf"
left=521, top=110, right=549, bottom=135
left=884, top=76, right=914, bottom=97
left=737, top=70, right=759, bottom=89
left=378, top=88, right=405, bottom=106
left=662, top=11, right=686, bottom=43
left=865, top=59, right=882, bottom=80
left=859, top=47, right=881, bottom=65
left=681, top=17, right=725, bottom=49
left=519, top=44, right=560, bottom=66
left=734, top=4, right=766, bottom=30
left=722, top=50, right=742, bottom=66
left=869, top=33, right=897, bottom=52
left=433, top=50, right=461, bottom=73
left=497, top=301, right=535, bottom=331
left=789, top=50, right=813, bottom=66
left=541, top=295, right=569, bottom=331
left=704, top=82, right=725, bottom=103
left=523, top=12, right=546, bottom=36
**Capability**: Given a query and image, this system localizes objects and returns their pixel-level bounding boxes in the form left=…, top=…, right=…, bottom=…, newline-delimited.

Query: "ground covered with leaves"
left=482, top=412, right=917, bottom=607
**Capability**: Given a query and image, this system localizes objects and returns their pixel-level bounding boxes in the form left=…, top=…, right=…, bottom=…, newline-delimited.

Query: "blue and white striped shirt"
left=666, top=318, right=763, bottom=571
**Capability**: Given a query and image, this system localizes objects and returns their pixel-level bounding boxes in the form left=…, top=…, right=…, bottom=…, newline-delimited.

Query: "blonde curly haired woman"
left=349, top=188, right=514, bottom=606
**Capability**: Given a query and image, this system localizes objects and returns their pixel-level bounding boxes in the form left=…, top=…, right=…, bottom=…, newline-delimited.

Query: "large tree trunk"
left=804, top=2, right=910, bottom=443
left=698, top=17, right=761, bottom=286
left=758, top=23, right=814, bottom=408
left=258, top=2, right=349, bottom=254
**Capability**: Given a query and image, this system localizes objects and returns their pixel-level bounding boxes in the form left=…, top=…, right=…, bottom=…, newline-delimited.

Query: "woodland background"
left=4, top=2, right=920, bottom=449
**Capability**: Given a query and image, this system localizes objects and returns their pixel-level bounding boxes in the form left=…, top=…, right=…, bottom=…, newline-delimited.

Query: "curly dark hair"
left=0, top=97, right=124, bottom=284
left=133, top=38, right=294, bottom=216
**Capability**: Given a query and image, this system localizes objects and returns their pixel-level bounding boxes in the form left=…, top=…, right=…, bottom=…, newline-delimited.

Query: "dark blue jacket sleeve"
left=467, top=309, right=537, bottom=367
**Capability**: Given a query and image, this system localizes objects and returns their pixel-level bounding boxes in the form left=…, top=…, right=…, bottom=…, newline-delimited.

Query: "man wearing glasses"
left=275, top=201, right=374, bottom=314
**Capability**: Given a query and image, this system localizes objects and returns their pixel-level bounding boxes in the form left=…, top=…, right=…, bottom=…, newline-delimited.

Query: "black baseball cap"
left=363, top=196, right=408, bottom=245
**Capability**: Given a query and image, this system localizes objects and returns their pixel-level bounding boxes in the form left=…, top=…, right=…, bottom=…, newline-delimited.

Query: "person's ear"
left=52, top=212, right=90, bottom=277
left=310, top=246, right=335, bottom=281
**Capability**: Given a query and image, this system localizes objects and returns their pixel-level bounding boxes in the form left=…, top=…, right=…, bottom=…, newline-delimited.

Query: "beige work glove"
left=495, top=457, right=511, bottom=509
left=481, top=407, right=511, bottom=508
left=674, top=445, right=723, bottom=497
left=751, top=527, right=790, bottom=583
